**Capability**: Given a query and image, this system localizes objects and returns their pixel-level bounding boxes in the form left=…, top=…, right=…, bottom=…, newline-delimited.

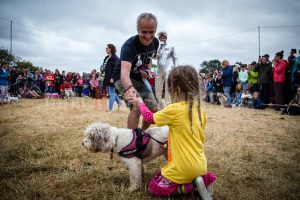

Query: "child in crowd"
left=90, top=73, right=99, bottom=99
left=232, top=83, right=243, bottom=107
left=241, top=90, right=253, bottom=107
left=126, top=65, right=216, bottom=199
left=20, top=84, right=41, bottom=98
left=44, top=70, right=54, bottom=93
left=60, top=78, right=72, bottom=99
left=204, top=74, right=214, bottom=103
left=252, top=91, right=266, bottom=109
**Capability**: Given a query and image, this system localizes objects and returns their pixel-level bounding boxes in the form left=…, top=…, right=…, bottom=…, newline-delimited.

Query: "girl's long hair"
left=167, top=65, right=202, bottom=131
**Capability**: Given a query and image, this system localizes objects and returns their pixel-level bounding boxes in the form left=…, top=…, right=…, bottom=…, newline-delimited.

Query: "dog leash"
left=143, top=132, right=168, bottom=150
left=110, top=135, right=119, bottom=160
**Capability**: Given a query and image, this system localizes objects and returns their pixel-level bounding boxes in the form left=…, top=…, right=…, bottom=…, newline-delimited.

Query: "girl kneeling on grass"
left=126, top=65, right=216, bottom=199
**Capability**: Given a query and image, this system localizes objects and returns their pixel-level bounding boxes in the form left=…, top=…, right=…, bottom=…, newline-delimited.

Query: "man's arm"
left=121, top=61, right=134, bottom=90
left=171, top=46, right=178, bottom=67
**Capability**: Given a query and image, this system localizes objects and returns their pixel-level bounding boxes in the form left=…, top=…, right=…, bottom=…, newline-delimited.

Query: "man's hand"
left=110, top=78, right=114, bottom=83
left=125, top=88, right=143, bottom=107
left=125, top=87, right=137, bottom=100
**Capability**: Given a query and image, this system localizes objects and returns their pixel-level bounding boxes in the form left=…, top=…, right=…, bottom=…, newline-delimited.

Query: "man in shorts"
left=114, top=12, right=159, bottom=130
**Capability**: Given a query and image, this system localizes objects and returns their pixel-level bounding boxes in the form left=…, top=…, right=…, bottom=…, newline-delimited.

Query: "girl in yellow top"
left=126, top=65, right=216, bottom=198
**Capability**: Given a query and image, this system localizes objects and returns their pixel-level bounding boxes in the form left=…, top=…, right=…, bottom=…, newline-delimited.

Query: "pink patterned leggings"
left=148, top=171, right=216, bottom=197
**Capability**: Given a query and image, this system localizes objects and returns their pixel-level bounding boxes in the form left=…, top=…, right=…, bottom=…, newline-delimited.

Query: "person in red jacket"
left=60, top=78, right=72, bottom=98
left=273, top=50, right=288, bottom=110
left=44, top=70, right=54, bottom=93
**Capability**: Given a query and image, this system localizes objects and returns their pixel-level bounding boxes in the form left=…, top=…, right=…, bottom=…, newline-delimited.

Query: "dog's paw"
left=128, top=186, right=139, bottom=192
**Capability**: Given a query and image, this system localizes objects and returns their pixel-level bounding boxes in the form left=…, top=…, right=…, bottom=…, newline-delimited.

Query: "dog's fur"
left=217, top=92, right=227, bottom=107
left=6, top=94, right=20, bottom=104
left=64, top=89, right=74, bottom=101
left=82, top=122, right=168, bottom=191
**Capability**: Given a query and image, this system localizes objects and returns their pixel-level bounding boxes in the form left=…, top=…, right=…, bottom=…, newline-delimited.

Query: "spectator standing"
left=291, top=50, right=300, bottom=96
left=204, top=74, right=214, bottom=103
left=238, top=64, right=248, bottom=91
left=90, top=73, right=99, bottom=99
left=213, top=71, right=223, bottom=93
left=75, top=74, right=84, bottom=97
left=221, top=60, right=233, bottom=107
left=155, top=31, right=178, bottom=109
left=248, top=61, right=259, bottom=92
left=255, top=56, right=273, bottom=103
left=103, top=44, right=122, bottom=112
left=232, top=64, right=239, bottom=94
left=54, top=69, right=62, bottom=93
left=44, top=70, right=54, bottom=93
left=0, top=61, right=9, bottom=103
left=273, top=51, right=288, bottom=110
left=285, top=49, right=296, bottom=102
left=9, top=66, right=19, bottom=95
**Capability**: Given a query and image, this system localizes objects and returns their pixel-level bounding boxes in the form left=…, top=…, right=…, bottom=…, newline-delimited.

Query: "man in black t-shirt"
left=114, top=13, right=159, bottom=130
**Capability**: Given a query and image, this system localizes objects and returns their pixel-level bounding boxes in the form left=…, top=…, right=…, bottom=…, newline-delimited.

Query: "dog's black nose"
left=82, top=142, right=84, bottom=146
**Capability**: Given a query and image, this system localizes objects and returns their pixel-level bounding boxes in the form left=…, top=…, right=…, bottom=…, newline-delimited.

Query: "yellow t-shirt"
left=153, top=101, right=207, bottom=184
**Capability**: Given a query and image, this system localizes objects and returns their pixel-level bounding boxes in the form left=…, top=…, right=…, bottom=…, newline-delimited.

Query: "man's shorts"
left=114, top=79, right=157, bottom=110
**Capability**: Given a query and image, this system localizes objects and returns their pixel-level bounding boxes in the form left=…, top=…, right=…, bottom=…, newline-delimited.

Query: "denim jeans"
left=208, top=91, right=214, bottom=103
left=242, top=83, right=248, bottom=91
left=45, top=86, right=54, bottom=93
left=223, top=86, right=232, bottom=106
left=108, top=86, right=121, bottom=111
left=0, top=85, right=8, bottom=103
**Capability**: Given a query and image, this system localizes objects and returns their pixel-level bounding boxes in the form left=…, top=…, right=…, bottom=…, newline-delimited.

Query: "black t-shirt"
left=113, top=35, right=159, bottom=82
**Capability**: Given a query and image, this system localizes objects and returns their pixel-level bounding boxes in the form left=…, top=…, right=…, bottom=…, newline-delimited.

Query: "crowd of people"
left=0, top=62, right=111, bottom=100
left=202, top=49, right=300, bottom=115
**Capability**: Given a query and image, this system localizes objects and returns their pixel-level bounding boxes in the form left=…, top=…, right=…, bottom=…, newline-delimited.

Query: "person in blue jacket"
left=221, top=60, right=233, bottom=107
left=0, top=61, right=9, bottom=103
left=291, top=49, right=300, bottom=97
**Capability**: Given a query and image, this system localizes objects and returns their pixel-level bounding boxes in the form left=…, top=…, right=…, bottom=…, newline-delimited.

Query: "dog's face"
left=217, top=93, right=226, bottom=100
left=82, top=122, right=111, bottom=152
left=217, top=92, right=227, bottom=107
left=65, top=89, right=73, bottom=97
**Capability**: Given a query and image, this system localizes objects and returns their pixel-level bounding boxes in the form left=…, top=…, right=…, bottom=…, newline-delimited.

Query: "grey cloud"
left=0, top=0, right=299, bottom=72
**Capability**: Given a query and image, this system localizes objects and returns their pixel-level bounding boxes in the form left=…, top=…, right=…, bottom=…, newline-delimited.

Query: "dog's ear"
left=86, top=122, right=111, bottom=151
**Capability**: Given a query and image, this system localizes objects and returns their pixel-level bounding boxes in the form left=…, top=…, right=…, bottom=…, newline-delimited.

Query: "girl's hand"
left=129, top=97, right=143, bottom=107
left=125, top=89, right=143, bottom=107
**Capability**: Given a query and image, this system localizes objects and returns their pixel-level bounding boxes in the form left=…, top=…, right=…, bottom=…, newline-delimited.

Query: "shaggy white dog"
left=82, top=122, right=168, bottom=191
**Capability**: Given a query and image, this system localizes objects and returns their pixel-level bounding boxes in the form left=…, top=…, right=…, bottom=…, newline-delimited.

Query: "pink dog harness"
left=118, top=128, right=150, bottom=159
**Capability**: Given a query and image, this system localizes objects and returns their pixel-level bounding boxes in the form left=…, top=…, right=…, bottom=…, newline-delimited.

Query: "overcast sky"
left=0, top=0, right=299, bottom=73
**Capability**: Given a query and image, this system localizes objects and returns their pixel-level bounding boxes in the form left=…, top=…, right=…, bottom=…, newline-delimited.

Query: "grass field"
left=0, top=98, right=299, bottom=200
